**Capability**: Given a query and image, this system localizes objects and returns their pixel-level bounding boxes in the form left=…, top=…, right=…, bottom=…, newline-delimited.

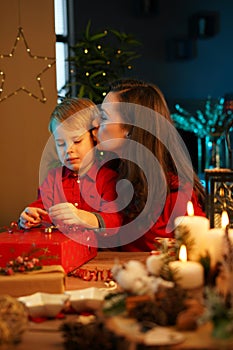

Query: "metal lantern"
left=205, top=119, right=233, bottom=228
left=205, top=169, right=233, bottom=228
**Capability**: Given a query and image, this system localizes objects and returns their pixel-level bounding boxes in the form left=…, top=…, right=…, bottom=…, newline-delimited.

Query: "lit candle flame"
left=221, top=210, right=229, bottom=229
left=179, top=244, right=187, bottom=262
left=187, top=201, right=194, bottom=217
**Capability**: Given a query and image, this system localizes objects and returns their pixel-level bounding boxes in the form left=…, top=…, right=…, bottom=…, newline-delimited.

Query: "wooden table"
left=65, top=251, right=148, bottom=290
left=3, top=252, right=233, bottom=350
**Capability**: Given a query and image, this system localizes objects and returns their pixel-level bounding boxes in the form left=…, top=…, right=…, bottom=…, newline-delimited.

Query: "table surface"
left=3, top=252, right=233, bottom=350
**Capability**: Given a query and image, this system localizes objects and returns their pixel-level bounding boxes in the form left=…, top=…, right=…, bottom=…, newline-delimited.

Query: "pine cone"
left=0, top=295, right=28, bottom=344
left=129, top=286, right=187, bottom=326
left=60, top=317, right=126, bottom=350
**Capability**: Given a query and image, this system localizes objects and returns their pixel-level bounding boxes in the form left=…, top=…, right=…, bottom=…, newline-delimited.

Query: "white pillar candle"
left=207, top=228, right=225, bottom=268
left=174, top=202, right=210, bottom=261
left=208, top=210, right=230, bottom=268
left=169, top=245, right=204, bottom=289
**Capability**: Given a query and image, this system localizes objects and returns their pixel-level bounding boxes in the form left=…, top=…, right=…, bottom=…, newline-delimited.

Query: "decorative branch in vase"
left=171, top=96, right=231, bottom=171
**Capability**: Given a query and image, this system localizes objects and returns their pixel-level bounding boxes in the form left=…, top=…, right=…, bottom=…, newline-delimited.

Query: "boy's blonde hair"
left=49, top=97, right=98, bottom=134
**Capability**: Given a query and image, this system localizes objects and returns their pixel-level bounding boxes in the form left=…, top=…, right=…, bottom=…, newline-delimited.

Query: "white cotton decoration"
left=123, top=260, right=147, bottom=276
left=132, top=275, right=159, bottom=295
left=146, top=254, right=165, bottom=276
left=111, top=259, right=174, bottom=296
left=111, top=260, right=147, bottom=291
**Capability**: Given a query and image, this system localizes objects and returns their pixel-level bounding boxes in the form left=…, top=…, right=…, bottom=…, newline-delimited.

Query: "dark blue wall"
left=72, top=0, right=233, bottom=102
left=71, top=0, right=233, bottom=172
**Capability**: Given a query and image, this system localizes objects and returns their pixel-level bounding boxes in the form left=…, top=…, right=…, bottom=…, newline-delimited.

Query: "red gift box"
left=0, top=228, right=97, bottom=273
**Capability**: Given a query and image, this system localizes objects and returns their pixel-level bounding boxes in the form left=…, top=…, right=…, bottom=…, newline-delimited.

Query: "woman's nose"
left=92, top=115, right=100, bottom=127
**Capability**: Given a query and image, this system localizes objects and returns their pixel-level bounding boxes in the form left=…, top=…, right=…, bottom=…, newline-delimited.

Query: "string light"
left=0, top=27, right=55, bottom=103
left=67, top=20, right=141, bottom=104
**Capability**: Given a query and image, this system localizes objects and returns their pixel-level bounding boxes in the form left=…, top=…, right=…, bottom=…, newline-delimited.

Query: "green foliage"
left=102, top=292, right=127, bottom=316
left=199, top=287, right=233, bottom=338
left=175, top=225, right=196, bottom=260
left=65, top=20, right=142, bottom=104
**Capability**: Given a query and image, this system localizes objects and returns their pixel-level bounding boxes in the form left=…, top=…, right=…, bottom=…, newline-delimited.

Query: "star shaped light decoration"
left=0, top=27, right=56, bottom=103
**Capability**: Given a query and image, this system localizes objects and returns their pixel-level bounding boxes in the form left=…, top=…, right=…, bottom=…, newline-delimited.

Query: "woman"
left=93, top=78, right=206, bottom=251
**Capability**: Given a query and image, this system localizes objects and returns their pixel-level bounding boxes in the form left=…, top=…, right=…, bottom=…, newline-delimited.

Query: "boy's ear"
left=91, top=128, right=98, bottom=142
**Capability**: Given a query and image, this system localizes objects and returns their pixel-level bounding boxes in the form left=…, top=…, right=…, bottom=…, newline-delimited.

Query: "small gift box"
left=0, top=265, right=65, bottom=297
left=0, top=228, right=97, bottom=273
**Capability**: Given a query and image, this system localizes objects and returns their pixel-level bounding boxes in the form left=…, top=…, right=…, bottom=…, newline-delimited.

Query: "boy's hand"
left=49, top=203, right=80, bottom=226
left=19, top=207, right=47, bottom=229
left=49, top=203, right=99, bottom=228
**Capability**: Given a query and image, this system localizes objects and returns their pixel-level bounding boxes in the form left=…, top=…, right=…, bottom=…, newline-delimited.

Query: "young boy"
left=18, top=98, right=122, bottom=240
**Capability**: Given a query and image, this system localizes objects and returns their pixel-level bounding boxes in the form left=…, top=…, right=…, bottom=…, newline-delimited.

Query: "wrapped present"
left=0, top=228, right=97, bottom=273
left=0, top=265, right=65, bottom=297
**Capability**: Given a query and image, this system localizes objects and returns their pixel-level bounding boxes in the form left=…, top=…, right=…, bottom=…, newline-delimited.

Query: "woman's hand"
left=19, top=207, right=47, bottom=229
left=49, top=203, right=99, bottom=228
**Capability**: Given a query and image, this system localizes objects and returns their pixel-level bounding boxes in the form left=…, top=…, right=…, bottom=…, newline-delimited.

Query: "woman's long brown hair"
left=108, top=79, right=205, bottom=220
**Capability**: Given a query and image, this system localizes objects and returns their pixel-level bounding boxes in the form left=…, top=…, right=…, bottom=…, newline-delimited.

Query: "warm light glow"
left=187, top=201, right=194, bottom=216
left=221, top=210, right=229, bottom=228
left=179, top=245, right=187, bottom=262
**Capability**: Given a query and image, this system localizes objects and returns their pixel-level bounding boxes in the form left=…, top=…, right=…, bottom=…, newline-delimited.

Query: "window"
left=54, top=0, right=69, bottom=99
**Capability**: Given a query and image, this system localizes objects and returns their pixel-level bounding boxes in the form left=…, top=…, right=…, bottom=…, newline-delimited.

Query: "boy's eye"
left=56, top=142, right=65, bottom=147
left=73, top=140, right=81, bottom=144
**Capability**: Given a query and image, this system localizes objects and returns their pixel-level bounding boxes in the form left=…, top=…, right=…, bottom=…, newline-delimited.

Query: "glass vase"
left=205, top=134, right=226, bottom=169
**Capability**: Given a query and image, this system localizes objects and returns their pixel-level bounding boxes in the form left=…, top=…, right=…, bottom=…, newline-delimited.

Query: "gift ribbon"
left=68, top=267, right=113, bottom=281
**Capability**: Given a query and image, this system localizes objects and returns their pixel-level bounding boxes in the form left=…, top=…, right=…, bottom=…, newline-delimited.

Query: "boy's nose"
left=66, top=142, right=74, bottom=153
